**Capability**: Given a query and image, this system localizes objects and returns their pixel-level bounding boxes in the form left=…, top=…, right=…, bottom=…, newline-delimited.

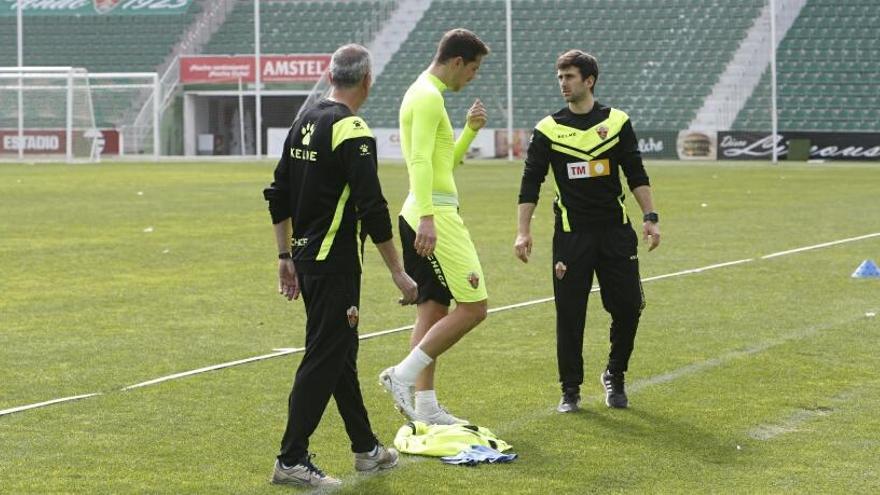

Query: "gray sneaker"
left=379, top=367, right=416, bottom=418
left=271, top=455, right=341, bottom=487
left=557, top=388, right=581, bottom=413
left=354, top=443, right=399, bottom=472
left=412, top=405, right=468, bottom=425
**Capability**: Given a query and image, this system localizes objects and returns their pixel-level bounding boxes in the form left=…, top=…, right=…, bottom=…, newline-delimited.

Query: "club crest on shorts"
left=596, top=125, right=609, bottom=140
left=555, top=261, right=568, bottom=280
left=467, top=272, right=480, bottom=289
left=346, top=306, right=359, bottom=328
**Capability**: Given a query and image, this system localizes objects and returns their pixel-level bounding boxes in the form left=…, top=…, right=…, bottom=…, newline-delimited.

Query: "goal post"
left=0, top=67, right=97, bottom=162
left=0, top=67, right=161, bottom=162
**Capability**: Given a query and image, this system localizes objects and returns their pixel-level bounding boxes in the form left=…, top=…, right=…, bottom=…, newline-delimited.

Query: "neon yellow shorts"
left=400, top=206, right=488, bottom=303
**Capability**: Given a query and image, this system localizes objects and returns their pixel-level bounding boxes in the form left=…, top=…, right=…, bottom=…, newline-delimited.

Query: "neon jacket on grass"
left=394, top=421, right=512, bottom=456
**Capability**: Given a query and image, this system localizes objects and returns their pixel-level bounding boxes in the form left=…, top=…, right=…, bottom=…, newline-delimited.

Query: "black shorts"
left=398, top=216, right=453, bottom=306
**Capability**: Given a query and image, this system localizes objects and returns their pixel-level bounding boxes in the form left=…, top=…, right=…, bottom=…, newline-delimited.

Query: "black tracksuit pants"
left=552, top=222, right=645, bottom=391
left=277, top=272, right=377, bottom=465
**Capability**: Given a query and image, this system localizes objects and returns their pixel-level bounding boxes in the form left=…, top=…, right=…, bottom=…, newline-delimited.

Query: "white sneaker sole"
left=271, top=473, right=341, bottom=487
left=412, top=412, right=468, bottom=425
left=356, top=456, right=399, bottom=473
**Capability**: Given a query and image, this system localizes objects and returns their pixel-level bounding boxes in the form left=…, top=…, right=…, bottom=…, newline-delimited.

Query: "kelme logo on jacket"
left=301, top=122, right=316, bottom=146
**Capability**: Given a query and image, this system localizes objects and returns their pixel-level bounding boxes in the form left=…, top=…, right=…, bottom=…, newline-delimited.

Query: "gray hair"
left=329, top=44, right=372, bottom=88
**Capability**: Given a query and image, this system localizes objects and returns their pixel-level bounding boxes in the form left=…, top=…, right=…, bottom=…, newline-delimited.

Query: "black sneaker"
left=556, top=387, right=581, bottom=413
left=600, top=370, right=628, bottom=408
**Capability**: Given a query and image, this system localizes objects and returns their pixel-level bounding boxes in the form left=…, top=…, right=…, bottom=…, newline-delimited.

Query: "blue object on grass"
left=852, top=259, right=880, bottom=278
left=440, top=445, right=518, bottom=466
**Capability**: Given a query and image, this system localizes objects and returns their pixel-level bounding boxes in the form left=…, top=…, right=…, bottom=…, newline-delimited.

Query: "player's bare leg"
left=412, top=301, right=447, bottom=392
left=380, top=300, right=487, bottom=423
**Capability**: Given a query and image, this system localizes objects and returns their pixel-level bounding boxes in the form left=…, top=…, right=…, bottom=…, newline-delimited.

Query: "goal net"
left=0, top=67, right=161, bottom=162
left=0, top=67, right=100, bottom=162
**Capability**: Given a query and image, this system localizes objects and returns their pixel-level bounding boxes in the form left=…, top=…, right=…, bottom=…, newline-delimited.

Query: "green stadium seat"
left=733, top=0, right=879, bottom=131
left=359, top=0, right=766, bottom=128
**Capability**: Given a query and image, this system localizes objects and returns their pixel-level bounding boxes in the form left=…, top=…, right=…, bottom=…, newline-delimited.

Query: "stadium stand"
left=733, top=0, right=880, bottom=131
left=2, top=0, right=876, bottom=145
left=0, top=4, right=201, bottom=73
left=361, top=0, right=765, bottom=130
left=0, top=2, right=202, bottom=128
left=203, top=0, right=394, bottom=55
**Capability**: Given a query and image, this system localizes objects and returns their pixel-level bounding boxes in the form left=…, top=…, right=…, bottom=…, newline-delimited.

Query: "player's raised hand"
left=466, top=99, right=487, bottom=131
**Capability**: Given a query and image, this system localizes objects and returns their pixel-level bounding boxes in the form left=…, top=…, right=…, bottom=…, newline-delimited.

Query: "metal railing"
left=124, top=0, right=237, bottom=155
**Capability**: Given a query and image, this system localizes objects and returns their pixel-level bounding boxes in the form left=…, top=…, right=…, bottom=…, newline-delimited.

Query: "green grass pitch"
left=1, top=159, right=879, bottom=493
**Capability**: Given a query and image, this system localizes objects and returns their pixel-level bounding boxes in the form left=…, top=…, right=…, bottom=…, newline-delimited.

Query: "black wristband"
left=643, top=212, right=659, bottom=223
left=278, top=252, right=292, bottom=260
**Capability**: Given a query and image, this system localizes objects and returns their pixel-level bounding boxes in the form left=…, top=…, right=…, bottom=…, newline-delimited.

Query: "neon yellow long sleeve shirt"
left=399, top=72, right=477, bottom=218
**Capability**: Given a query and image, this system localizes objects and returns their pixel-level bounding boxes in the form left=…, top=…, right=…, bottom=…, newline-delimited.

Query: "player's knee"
left=606, top=294, right=644, bottom=320
left=473, top=306, right=487, bottom=324
left=608, top=303, right=642, bottom=325
left=461, top=300, right=488, bottom=325
left=419, top=301, right=449, bottom=323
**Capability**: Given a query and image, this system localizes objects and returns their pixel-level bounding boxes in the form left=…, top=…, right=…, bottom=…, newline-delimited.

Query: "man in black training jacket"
left=263, top=43, right=418, bottom=487
left=514, top=49, right=661, bottom=413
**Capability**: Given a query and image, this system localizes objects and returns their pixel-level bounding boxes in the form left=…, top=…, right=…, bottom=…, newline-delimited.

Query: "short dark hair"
left=434, top=28, right=490, bottom=64
left=556, top=50, right=599, bottom=92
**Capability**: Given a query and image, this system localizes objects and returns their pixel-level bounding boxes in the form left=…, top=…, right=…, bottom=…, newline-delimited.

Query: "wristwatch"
left=278, top=252, right=292, bottom=260
left=643, top=212, right=659, bottom=224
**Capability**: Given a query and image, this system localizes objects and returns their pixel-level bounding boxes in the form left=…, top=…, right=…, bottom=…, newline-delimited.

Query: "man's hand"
left=392, top=270, right=419, bottom=305
left=643, top=221, right=661, bottom=251
left=415, top=216, right=437, bottom=258
left=466, top=98, right=487, bottom=131
left=514, top=232, right=533, bottom=263
left=278, top=258, right=300, bottom=300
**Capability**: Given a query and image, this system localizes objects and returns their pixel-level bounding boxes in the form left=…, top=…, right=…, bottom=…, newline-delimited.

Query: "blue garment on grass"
left=440, top=445, right=518, bottom=466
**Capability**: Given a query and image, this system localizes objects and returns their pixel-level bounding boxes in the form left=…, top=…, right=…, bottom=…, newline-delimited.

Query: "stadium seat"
left=732, top=1, right=879, bottom=132
left=360, top=0, right=767, bottom=130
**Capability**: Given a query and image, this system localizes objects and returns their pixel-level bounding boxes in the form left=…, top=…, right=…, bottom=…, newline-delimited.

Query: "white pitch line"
left=629, top=317, right=851, bottom=393
left=641, top=258, right=754, bottom=283
left=326, top=314, right=864, bottom=493
left=746, top=389, right=858, bottom=441
left=353, top=257, right=755, bottom=343
left=0, top=393, right=102, bottom=417
left=761, top=232, right=880, bottom=259
left=747, top=408, right=833, bottom=441
left=488, top=296, right=557, bottom=313
left=492, top=316, right=859, bottom=437
left=359, top=325, right=416, bottom=341
left=121, top=349, right=300, bottom=390
left=2, top=232, right=878, bottom=417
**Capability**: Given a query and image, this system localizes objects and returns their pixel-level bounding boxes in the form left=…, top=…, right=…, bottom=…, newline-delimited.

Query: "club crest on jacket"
left=346, top=306, right=359, bottom=328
